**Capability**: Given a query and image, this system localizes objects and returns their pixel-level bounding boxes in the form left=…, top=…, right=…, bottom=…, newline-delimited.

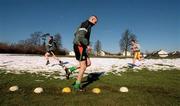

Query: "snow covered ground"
left=0, top=54, right=180, bottom=79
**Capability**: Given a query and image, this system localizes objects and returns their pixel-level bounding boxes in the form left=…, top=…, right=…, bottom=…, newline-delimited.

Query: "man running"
left=70, top=15, right=98, bottom=91
left=45, top=35, right=62, bottom=65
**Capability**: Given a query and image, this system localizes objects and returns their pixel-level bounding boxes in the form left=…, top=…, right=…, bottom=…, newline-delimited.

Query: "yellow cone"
left=92, top=88, right=101, bottom=94
left=62, top=87, right=71, bottom=93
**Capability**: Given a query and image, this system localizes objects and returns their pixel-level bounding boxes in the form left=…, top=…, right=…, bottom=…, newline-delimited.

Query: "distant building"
left=171, top=51, right=180, bottom=55
left=99, top=50, right=105, bottom=56
left=158, top=50, right=168, bottom=57
left=122, top=51, right=131, bottom=56
left=69, top=51, right=75, bottom=56
left=95, top=50, right=105, bottom=56
left=169, top=51, right=180, bottom=58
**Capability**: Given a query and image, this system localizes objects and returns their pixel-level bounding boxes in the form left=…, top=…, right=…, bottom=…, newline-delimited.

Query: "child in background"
left=131, top=39, right=142, bottom=65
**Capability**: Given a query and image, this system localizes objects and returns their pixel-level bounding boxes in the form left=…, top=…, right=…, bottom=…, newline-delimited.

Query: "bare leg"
left=133, top=58, right=136, bottom=64
left=45, top=52, right=50, bottom=60
left=77, top=60, right=87, bottom=82
left=72, top=60, right=87, bottom=90
left=86, top=57, right=91, bottom=67
left=50, top=51, right=63, bottom=65
left=68, top=57, right=90, bottom=73
left=45, top=52, right=50, bottom=65
left=51, top=51, right=60, bottom=61
left=70, top=57, right=90, bottom=73
left=133, top=52, right=137, bottom=64
left=76, top=58, right=91, bottom=83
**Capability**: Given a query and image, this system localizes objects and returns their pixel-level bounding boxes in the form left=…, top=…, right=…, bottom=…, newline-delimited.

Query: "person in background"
left=131, top=39, right=142, bottom=65
left=45, top=35, right=63, bottom=65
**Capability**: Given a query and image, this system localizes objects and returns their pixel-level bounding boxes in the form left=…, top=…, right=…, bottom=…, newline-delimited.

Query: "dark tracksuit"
left=47, top=40, right=57, bottom=54
left=73, top=20, right=94, bottom=61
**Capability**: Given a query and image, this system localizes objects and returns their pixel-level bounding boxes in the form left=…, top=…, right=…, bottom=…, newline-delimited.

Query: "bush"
left=0, top=42, right=67, bottom=55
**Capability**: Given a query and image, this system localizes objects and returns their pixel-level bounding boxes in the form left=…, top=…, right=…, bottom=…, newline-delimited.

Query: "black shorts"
left=73, top=45, right=88, bottom=61
left=47, top=50, right=55, bottom=55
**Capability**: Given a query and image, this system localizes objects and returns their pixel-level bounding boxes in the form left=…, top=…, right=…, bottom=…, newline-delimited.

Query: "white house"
left=99, top=50, right=105, bottom=56
left=122, top=51, right=131, bottom=56
left=69, top=51, right=75, bottom=56
left=95, top=50, right=106, bottom=56
left=158, top=50, right=168, bottom=57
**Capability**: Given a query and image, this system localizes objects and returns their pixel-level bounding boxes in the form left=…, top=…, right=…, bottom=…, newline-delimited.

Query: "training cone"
left=119, top=87, right=128, bottom=92
left=62, top=87, right=71, bottom=93
left=34, top=87, right=43, bottom=94
left=9, top=85, right=19, bottom=92
left=92, top=88, right=101, bottom=94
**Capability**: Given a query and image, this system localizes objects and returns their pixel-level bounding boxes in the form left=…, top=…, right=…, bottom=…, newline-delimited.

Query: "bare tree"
left=30, top=32, right=42, bottom=46
left=5, top=32, right=66, bottom=54
left=119, top=29, right=137, bottom=57
left=54, top=33, right=62, bottom=49
left=94, top=40, right=102, bottom=56
left=41, top=33, right=50, bottom=47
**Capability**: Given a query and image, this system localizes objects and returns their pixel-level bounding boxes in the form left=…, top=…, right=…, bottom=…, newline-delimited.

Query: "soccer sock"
left=76, top=80, right=80, bottom=84
left=69, top=66, right=77, bottom=72
left=73, top=80, right=80, bottom=89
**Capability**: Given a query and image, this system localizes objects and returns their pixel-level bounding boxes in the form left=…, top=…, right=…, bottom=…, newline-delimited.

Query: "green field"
left=0, top=69, right=180, bottom=106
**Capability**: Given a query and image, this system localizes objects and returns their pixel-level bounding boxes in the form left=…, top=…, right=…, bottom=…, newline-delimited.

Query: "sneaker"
left=46, top=60, right=50, bottom=65
left=72, top=84, right=85, bottom=92
left=76, top=88, right=85, bottom=92
left=65, top=67, right=71, bottom=79
left=59, top=60, right=63, bottom=66
left=73, top=83, right=80, bottom=90
left=68, top=66, right=77, bottom=72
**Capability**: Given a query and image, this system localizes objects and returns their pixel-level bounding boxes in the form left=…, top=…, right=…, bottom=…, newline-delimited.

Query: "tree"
left=54, top=33, right=62, bottom=50
left=17, top=32, right=45, bottom=54
left=30, top=32, right=42, bottom=46
left=119, top=29, right=137, bottom=57
left=41, top=33, right=50, bottom=47
left=94, top=40, right=102, bottom=56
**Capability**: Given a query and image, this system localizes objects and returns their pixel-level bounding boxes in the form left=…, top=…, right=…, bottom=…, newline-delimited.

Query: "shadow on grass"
left=51, top=61, right=69, bottom=67
left=81, top=72, right=104, bottom=89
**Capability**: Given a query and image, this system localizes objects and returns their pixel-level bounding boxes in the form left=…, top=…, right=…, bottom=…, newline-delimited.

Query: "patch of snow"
left=0, top=54, right=180, bottom=79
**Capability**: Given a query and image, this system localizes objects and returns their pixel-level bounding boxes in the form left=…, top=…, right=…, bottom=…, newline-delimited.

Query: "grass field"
left=0, top=69, right=180, bottom=106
